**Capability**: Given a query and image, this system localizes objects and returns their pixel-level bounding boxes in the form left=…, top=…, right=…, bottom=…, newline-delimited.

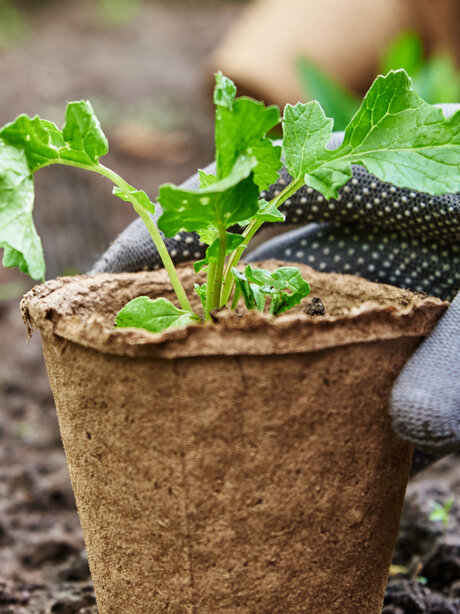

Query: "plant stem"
left=214, top=227, right=227, bottom=307
left=131, top=202, right=193, bottom=313
left=221, top=177, right=303, bottom=306
left=230, top=285, right=241, bottom=310
left=205, top=261, right=216, bottom=319
left=90, top=163, right=193, bottom=313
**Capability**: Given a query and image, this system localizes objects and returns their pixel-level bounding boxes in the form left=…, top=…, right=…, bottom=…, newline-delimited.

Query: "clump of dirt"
left=304, top=296, right=326, bottom=316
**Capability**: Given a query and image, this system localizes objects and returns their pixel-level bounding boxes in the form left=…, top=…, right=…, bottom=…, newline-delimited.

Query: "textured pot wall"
left=22, top=264, right=446, bottom=614
left=41, top=333, right=415, bottom=614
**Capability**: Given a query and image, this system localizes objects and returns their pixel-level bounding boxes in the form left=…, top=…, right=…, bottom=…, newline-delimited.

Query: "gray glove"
left=91, top=105, right=460, bottom=459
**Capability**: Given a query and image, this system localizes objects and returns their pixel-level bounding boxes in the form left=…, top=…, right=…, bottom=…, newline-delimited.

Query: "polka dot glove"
left=91, top=104, right=460, bottom=456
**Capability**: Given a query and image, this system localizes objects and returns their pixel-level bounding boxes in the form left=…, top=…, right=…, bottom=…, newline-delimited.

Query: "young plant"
left=0, top=69, right=459, bottom=333
left=429, top=497, right=455, bottom=532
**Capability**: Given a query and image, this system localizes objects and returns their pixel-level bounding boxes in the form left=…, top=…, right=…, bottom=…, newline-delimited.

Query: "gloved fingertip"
left=390, top=384, right=460, bottom=455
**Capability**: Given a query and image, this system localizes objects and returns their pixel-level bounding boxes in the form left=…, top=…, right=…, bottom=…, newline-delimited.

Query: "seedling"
left=0, top=70, right=459, bottom=332
left=429, top=497, right=455, bottom=531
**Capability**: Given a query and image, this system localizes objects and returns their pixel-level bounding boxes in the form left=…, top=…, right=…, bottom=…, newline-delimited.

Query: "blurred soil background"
left=0, top=1, right=459, bottom=613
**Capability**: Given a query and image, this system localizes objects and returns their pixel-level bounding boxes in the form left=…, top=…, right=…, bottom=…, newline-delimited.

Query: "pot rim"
left=20, top=261, right=447, bottom=359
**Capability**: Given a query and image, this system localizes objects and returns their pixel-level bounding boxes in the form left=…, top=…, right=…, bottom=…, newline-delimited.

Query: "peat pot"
left=20, top=261, right=447, bottom=614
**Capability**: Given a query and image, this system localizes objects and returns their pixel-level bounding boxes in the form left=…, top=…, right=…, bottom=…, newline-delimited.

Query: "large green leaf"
left=283, top=70, right=460, bottom=199
left=0, top=141, right=44, bottom=280
left=0, top=101, right=109, bottom=279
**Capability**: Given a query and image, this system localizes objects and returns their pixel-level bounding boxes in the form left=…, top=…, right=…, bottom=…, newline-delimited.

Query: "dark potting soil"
left=382, top=475, right=460, bottom=614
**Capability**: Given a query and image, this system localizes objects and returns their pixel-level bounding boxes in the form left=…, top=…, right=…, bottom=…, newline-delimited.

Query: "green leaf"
left=194, top=232, right=245, bottom=273
left=255, top=198, right=285, bottom=223
left=231, top=265, right=310, bottom=315
left=193, top=259, right=207, bottom=274
left=238, top=199, right=285, bottom=228
left=268, top=267, right=311, bottom=314
left=243, top=266, right=276, bottom=293
left=293, top=70, right=460, bottom=199
left=61, top=101, right=108, bottom=164
left=0, top=101, right=108, bottom=280
left=113, top=186, right=155, bottom=214
left=249, top=138, right=283, bottom=192
left=214, top=72, right=237, bottom=109
left=0, top=101, right=108, bottom=171
left=194, top=283, right=207, bottom=311
left=428, top=506, right=445, bottom=522
left=243, top=265, right=311, bottom=315
left=115, top=296, right=200, bottom=333
left=197, top=227, right=219, bottom=246
left=0, top=115, right=65, bottom=172
left=282, top=101, right=333, bottom=180
left=2, top=245, right=27, bottom=271
left=0, top=102, right=108, bottom=279
left=251, top=284, right=266, bottom=311
left=296, top=57, right=360, bottom=131
left=157, top=155, right=259, bottom=237
left=0, top=140, right=44, bottom=280
left=214, top=74, right=282, bottom=190
left=207, top=232, right=244, bottom=260
left=417, top=576, right=428, bottom=586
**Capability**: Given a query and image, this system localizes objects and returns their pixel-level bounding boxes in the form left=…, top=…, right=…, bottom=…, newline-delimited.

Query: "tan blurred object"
left=210, top=0, right=460, bottom=106
left=111, top=121, right=191, bottom=163
left=416, top=0, right=460, bottom=61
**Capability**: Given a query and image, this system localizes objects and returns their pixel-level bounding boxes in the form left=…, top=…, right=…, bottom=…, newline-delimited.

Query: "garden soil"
left=17, top=262, right=453, bottom=613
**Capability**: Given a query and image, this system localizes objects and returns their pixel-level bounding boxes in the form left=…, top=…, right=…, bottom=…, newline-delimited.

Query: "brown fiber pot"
left=21, top=261, right=446, bottom=614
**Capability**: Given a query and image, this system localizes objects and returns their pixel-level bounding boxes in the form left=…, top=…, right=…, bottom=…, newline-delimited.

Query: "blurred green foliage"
left=0, top=0, right=248, bottom=40
left=429, top=497, right=455, bottom=530
left=297, top=30, right=460, bottom=131
left=97, top=0, right=143, bottom=25
left=296, top=58, right=360, bottom=132
left=0, top=281, right=27, bottom=301
left=0, top=0, right=28, bottom=46
left=382, top=32, right=460, bottom=105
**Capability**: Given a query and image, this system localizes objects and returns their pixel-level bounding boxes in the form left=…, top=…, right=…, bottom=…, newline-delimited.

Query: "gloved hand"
left=91, top=104, right=460, bottom=460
